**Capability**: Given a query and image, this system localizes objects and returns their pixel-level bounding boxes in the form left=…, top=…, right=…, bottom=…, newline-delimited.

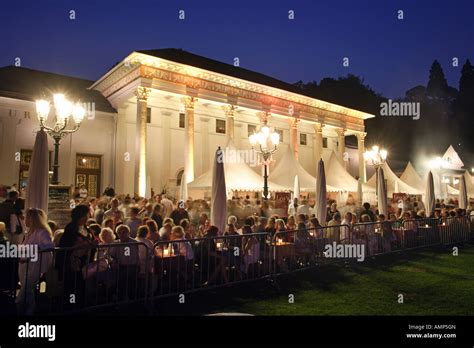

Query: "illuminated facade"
left=0, top=49, right=374, bottom=197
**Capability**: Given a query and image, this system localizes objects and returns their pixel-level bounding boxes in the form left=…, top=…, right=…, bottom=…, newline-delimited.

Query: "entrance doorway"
left=75, top=154, right=101, bottom=197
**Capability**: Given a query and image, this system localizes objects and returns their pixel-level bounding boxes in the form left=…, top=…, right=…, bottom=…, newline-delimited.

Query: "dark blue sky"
left=1, top=0, right=473, bottom=98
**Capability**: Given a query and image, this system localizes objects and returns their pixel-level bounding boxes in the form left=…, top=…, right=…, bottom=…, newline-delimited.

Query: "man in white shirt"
left=296, top=199, right=311, bottom=217
left=104, top=198, right=124, bottom=220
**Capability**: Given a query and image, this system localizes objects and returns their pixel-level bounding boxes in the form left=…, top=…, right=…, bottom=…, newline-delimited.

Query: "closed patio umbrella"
left=424, top=171, right=435, bottom=217
left=211, top=147, right=227, bottom=235
left=377, top=167, right=388, bottom=217
left=179, top=172, right=188, bottom=202
left=293, top=175, right=300, bottom=201
left=459, top=175, right=468, bottom=209
left=315, top=159, right=327, bottom=226
left=25, top=129, right=49, bottom=212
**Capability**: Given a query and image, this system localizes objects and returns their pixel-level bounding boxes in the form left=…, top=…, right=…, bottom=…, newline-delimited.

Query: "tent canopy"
left=325, top=151, right=374, bottom=193
left=367, top=162, right=421, bottom=195
left=188, top=140, right=287, bottom=192
left=269, top=145, right=341, bottom=192
left=400, top=161, right=424, bottom=192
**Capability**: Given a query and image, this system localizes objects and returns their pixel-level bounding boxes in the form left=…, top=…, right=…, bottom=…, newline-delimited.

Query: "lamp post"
left=364, top=145, right=388, bottom=197
left=249, top=121, right=280, bottom=200
left=35, top=94, right=86, bottom=185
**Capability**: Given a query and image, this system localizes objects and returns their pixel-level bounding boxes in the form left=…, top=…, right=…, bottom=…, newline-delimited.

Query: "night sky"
left=1, top=0, right=473, bottom=98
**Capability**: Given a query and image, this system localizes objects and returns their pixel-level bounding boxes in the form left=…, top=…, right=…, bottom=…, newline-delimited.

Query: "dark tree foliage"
left=293, top=60, right=474, bottom=166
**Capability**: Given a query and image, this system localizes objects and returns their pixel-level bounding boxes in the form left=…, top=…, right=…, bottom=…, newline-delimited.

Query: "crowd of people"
left=1, top=187, right=473, bottom=315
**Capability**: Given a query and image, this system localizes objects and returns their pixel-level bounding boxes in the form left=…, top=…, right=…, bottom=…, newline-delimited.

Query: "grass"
left=148, top=243, right=474, bottom=316
left=213, top=243, right=474, bottom=316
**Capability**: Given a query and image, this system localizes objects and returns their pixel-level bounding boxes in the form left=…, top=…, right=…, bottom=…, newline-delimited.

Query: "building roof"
left=136, top=48, right=319, bottom=99
left=0, top=66, right=116, bottom=113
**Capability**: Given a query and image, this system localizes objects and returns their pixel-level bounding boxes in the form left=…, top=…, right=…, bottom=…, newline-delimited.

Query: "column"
left=336, top=127, right=346, bottom=163
left=200, top=116, right=210, bottom=174
left=357, top=132, right=367, bottom=183
left=134, top=87, right=150, bottom=197
left=289, top=118, right=299, bottom=160
left=313, top=123, right=324, bottom=165
left=184, top=96, right=197, bottom=183
left=161, top=111, right=172, bottom=189
left=223, top=105, right=237, bottom=141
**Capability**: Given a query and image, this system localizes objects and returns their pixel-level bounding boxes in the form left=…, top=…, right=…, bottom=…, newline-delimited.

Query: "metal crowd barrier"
left=2, top=215, right=473, bottom=315
left=150, top=232, right=271, bottom=298
left=11, top=241, right=150, bottom=315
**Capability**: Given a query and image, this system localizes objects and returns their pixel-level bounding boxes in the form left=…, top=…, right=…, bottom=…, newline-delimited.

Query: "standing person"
left=198, top=213, right=209, bottom=237
left=103, top=185, right=115, bottom=198
left=125, top=207, right=142, bottom=238
left=135, top=225, right=154, bottom=275
left=56, top=205, right=95, bottom=310
left=10, top=196, right=26, bottom=245
left=361, top=202, right=376, bottom=222
left=296, top=199, right=311, bottom=217
left=104, top=198, right=124, bottom=220
left=327, top=212, right=342, bottom=242
left=287, top=198, right=298, bottom=218
left=160, top=195, right=174, bottom=218
left=140, top=203, right=154, bottom=219
left=145, top=220, right=160, bottom=243
left=88, top=198, right=97, bottom=218
left=79, top=184, right=88, bottom=200
left=151, top=204, right=164, bottom=230
left=327, top=202, right=340, bottom=222
left=0, top=191, right=21, bottom=244
left=109, top=225, right=140, bottom=299
left=15, top=208, right=54, bottom=315
left=170, top=201, right=190, bottom=226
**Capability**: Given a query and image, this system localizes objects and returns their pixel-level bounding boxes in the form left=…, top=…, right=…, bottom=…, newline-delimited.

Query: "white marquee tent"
left=269, top=145, right=341, bottom=192
left=188, top=140, right=287, bottom=192
left=400, top=161, right=424, bottom=192
left=325, top=151, right=375, bottom=194
left=367, top=162, right=421, bottom=195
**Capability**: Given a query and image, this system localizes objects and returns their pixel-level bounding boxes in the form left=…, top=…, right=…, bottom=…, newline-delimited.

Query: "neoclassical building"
left=0, top=48, right=374, bottom=198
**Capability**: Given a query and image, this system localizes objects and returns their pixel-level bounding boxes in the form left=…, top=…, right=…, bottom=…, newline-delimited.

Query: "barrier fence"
left=1, top=216, right=473, bottom=315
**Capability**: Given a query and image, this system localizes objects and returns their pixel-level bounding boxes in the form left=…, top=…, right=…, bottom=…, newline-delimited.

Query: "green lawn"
left=213, top=244, right=474, bottom=316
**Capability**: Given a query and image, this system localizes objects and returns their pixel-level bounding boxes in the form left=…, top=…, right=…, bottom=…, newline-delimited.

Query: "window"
left=300, top=133, right=307, bottom=145
left=179, top=113, right=185, bottom=128
left=146, top=108, right=151, bottom=123
left=323, top=137, right=328, bottom=148
left=18, top=149, right=52, bottom=190
left=276, top=129, right=284, bottom=143
left=248, top=124, right=257, bottom=136
left=216, top=119, right=226, bottom=134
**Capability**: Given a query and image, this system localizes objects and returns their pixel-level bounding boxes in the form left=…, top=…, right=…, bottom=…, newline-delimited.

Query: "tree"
left=426, top=60, right=450, bottom=101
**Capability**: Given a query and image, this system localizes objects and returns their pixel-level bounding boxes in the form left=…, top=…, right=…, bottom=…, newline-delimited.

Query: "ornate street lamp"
left=249, top=120, right=280, bottom=200
left=36, top=94, right=86, bottom=185
left=364, top=145, right=388, bottom=196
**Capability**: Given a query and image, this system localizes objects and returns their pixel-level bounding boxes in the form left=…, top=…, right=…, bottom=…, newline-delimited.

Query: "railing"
left=2, top=216, right=472, bottom=315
